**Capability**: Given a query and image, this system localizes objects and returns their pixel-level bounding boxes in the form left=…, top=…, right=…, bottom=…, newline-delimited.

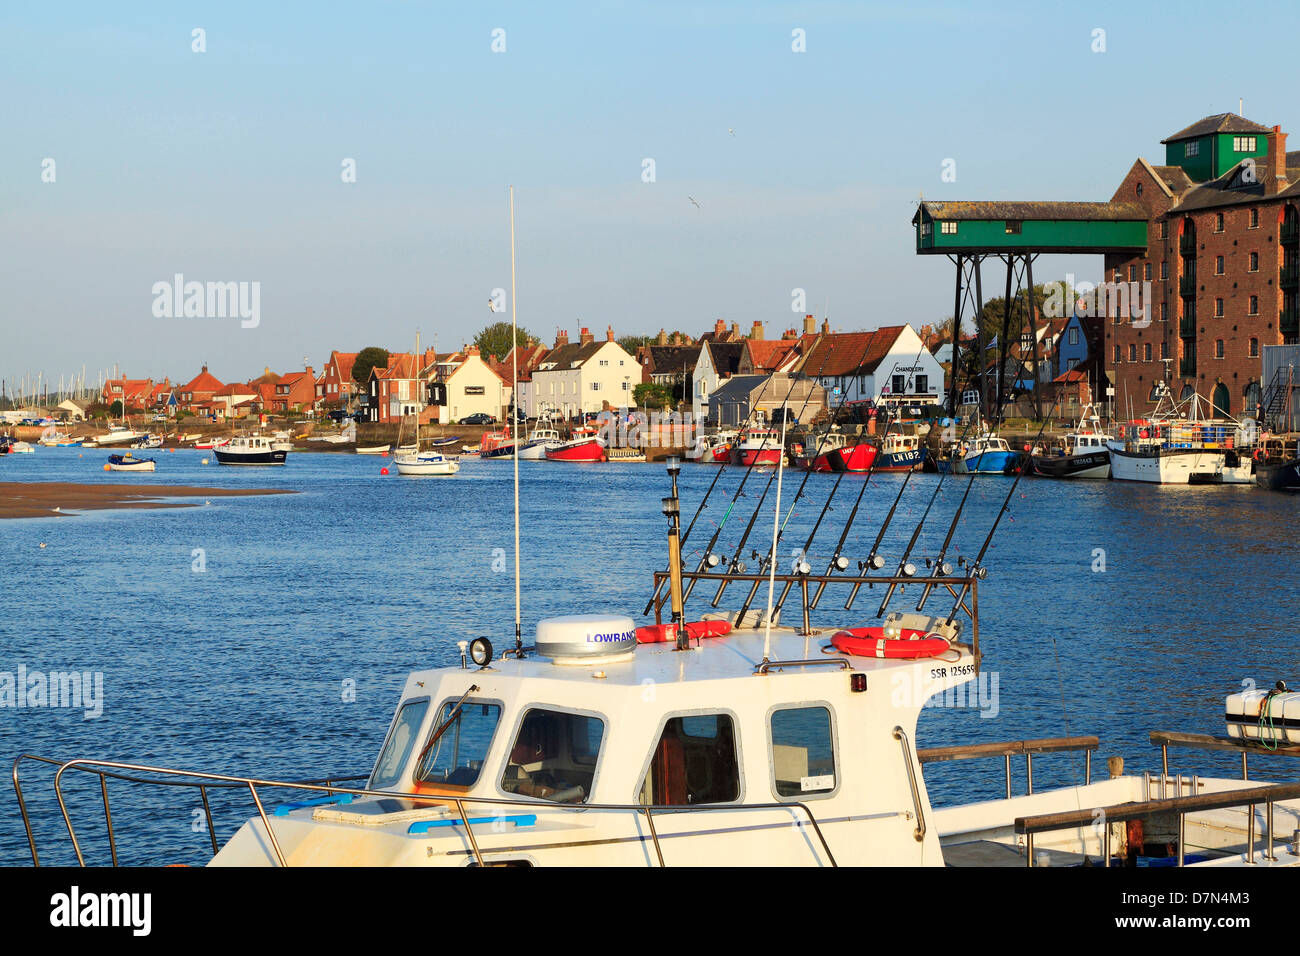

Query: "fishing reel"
left=924, top=558, right=954, bottom=576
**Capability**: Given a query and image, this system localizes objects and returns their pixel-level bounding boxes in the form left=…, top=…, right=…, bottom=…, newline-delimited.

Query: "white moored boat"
left=96, top=424, right=146, bottom=447
left=214, top=435, right=287, bottom=466
left=1107, top=385, right=1254, bottom=485
left=391, top=331, right=461, bottom=477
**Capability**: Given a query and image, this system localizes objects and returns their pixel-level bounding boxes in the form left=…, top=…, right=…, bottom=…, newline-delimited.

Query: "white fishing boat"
left=356, top=445, right=391, bottom=455
left=214, top=434, right=287, bottom=466
left=10, top=441, right=35, bottom=453
left=1107, top=385, right=1254, bottom=485
left=392, top=332, right=461, bottom=477
left=517, top=419, right=561, bottom=461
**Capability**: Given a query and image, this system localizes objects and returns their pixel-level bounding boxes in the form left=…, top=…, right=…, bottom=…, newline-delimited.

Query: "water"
left=1, top=446, right=1296, bottom=864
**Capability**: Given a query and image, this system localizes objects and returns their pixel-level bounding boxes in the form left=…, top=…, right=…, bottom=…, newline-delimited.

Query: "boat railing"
left=1149, top=729, right=1300, bottom=782
left=651, top=569, right=981, bottom=659
left=13, top=754, right=839, bottom=868
left=1015, top=778, right=1300, bottom=868
left=916, top=736, right=1099, bottom=799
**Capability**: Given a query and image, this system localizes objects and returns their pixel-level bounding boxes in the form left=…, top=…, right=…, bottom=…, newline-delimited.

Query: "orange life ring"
left=1254, top=447, right=1265, bottom=462
left=830, top=626, right=950, bottom=660
left=636, top=620, right=733, bottom=644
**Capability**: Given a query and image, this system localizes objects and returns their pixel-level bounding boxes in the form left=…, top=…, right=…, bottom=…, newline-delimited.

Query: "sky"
left=4, top=0, right=1300, bottom=393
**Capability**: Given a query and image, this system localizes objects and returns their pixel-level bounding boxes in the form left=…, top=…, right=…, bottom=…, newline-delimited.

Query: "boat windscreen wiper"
left=413, top=684, right=479, bottom=772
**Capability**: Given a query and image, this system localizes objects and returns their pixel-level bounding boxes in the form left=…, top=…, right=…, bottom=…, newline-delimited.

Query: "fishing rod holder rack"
left=651, top=569, right=981, bottom=657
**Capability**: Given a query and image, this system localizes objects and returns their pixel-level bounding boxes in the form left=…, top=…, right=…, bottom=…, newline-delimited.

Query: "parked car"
left=459, top=413, right=496, bottom=425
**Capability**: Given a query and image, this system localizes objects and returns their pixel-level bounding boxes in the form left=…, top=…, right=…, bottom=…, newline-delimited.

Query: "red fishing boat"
left=479, top=426, right=518, bottom=460
left=731, top=426, right=782, bottom=466
left=828, top=441, right=879, bottom=473
left=544, top=426, right=605, bottom=462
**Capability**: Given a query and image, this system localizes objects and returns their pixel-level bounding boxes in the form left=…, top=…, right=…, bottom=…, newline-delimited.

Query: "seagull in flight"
left=728, top=128, right=735, bottom=136
left=688, top=196, right=701, bottom=209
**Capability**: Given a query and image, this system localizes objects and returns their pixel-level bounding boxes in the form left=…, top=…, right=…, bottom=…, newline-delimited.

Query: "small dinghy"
left=106, top=453, right=157, bottom=472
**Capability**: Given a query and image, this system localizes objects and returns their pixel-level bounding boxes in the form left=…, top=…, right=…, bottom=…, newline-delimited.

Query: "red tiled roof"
left=745, top=339, right=799, bottom=373
left=329, top=351, right=359, bottom=380
left=800, top=327, right=909, bottom=377
left=182, top=368, right=225, bottom=393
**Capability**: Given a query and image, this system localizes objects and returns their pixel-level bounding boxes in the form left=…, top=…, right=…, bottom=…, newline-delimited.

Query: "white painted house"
left=429, top=349, right=512, bottom=423
left=691, top=341, right=745, bottom=424
left=798, top=324, right=947, bottom=409
left=526, top=328, right=636, bottom=418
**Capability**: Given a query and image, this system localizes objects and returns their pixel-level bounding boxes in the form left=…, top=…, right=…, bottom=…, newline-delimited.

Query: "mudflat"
left=0, top=481, right=294, bottom=519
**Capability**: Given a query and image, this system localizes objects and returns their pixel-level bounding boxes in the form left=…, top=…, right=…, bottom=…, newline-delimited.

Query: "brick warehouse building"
left=1105, top=113, right=1300, bottom=418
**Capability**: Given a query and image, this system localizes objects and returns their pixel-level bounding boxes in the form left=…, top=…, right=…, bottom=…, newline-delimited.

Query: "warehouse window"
left=1215, top=256, right=1224, bottom=275
left=1215, top=213, right=1225, bottom=233
left=1250, top=295, right=1259, bottom=315
left=1250, top=208, right=1260, bottom=229
left=1215, top=339, right=1225, bottom=359
left=1250, top=252, right=1259, bottom=272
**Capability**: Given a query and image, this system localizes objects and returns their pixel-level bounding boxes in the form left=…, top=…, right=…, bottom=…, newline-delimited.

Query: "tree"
left=474, top=322, right=534, bottom=360
left=352, top=347, right=390, bottom=387
left=618, top=334, right=655, bottom=355
left=633, top=382, right=672, bottom=409
left=109, top=400, right=123, bottom=418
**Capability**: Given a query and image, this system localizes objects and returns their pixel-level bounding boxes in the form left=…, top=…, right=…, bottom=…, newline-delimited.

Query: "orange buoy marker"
left=102, top=463, right=111, bottom=471
left=380, top=466, right=389, bottom=475
left=830, top=626, right=949, bottom=660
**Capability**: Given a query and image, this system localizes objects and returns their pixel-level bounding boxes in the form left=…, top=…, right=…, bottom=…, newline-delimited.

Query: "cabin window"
left=769, top=706, right=837, bottom=798
left=501, top=708, right=604, bottom=804
left=1234, top=136, right=1257, bottom=152
left=1004, top=220, right=1022, bottom=234
left=1185, top=141, right=1200, bottom=157
left=414, top=699, right=502, bottom=788
left=639, top=713, right=740, bottom=806
left=940, top=221, right=957, bottom=235
left=370, top=698, right=430, bottom=790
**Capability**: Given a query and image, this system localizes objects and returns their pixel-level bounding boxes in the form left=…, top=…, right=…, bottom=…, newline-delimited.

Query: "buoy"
left=103, top=463, right=110, bottom=471
left=39, top=542, right=47, bottom=548
left=380, top=466, right=389, bottom=475
left=201, top=457, right=209, bottom=465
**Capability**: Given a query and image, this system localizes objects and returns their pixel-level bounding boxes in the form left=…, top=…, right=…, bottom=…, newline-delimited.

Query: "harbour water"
left=1, top=447, right=1295, bottom=864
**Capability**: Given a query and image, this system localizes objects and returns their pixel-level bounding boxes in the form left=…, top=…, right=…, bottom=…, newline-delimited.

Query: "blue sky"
left=4, top=1, right=1299, bottom=391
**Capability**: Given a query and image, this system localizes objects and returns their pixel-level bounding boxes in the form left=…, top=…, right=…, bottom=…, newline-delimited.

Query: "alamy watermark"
left=1, top=665, right=103, bottom=719
left=1041, top=272, right=1152, bottom=328
left=151, top=274, right=260, bottom=328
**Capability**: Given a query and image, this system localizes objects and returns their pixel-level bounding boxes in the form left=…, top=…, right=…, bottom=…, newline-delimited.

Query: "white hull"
left=1107, top=443, right=1254, bottom=484
left=393, top=454, right=460, bottom=476
left=97, top=430, right=146, bottom=446
left=516, top=440, right=549, bottom=461
left=355, top=445, right=391, bottom=455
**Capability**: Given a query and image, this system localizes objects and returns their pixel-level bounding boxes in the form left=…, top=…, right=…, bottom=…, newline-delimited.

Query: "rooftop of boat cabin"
left=405, top=622, right=973, bottom=692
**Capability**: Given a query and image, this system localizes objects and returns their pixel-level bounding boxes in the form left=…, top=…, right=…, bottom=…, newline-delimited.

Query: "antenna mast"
left=509, top=185, right=522, bottom=656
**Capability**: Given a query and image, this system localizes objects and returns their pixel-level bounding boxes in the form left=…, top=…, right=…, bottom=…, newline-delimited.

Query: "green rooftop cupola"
left=1161, top=113, right=1272, bottom=182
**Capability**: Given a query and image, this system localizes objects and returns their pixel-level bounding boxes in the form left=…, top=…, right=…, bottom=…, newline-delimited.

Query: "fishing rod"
left=942, top=389, right=1063, bottom=628
left=868, top=333, right=1005, bottom=616
left=710, top=337, right=841, bottom=610
left=642, top=351, right=791, bottom=615
left=652, top=330, right=837, bottom=613
left=914, top=328, right=1055, bottom=614
left=740, top=333, right=884, bottom=621
left=805, top=340, right=938, bottom=610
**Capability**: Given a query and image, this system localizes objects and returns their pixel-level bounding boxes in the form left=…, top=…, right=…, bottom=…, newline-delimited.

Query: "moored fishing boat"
left=105, top=453, right=156, bottom=472
left=10, top=441, right=35, bottom=454
left=1254, top=435, right=1300, bottom=491
left=355, top=445, right=391, bottom=455
left=938, top=432, right=1017, bottom=475
left=544, top=425, right=604, bottom=462
left=731, top=425, right=783, bottom=466
left=478, top=426, right=518, bottom=460
left=95, top=424, right=145, bottom=447
left=518, top=420, right=561, bottom=461
left=1107, top=387, right=1253, bottom=485
left=792, top=426, right=852, bottom=472
left=873, top=432, right=927, bottom=472
left=214, top=435, right=287, bottom=466
left=688, top=428, right=736, bottom=463
left=1029, top=406, right=1111, bottom=480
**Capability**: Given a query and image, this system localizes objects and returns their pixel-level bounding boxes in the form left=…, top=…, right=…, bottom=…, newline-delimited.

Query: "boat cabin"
left=212, top=612, right=973, bottom=866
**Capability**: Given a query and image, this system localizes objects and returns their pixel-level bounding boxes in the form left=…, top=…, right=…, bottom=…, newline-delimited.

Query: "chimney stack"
left=579, top=327, right=594, bottom=345
left=1269, top=125, right=1289, bottom=194
left=657, top=328, right=668, bottom=346
left=822, top=318, right=830, bottom=335
left=750, top=321, right=764, bottom=341
left=713, top=319, right=726, bottom=337
left=730, top=321, right=740, bottom=338
left=671, top=331, right=681, bottom=346
left=606, top=324, right=614, bottom=342
left=803, top=313, right=815, bottom=335
left=555, top=329, right=569, bottom=348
